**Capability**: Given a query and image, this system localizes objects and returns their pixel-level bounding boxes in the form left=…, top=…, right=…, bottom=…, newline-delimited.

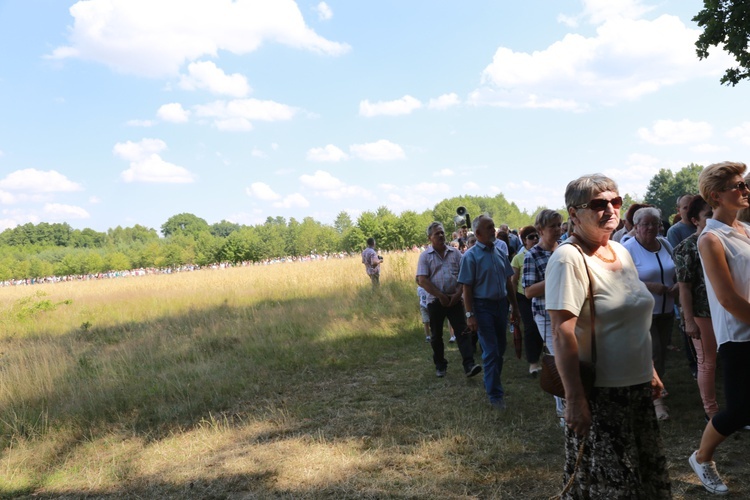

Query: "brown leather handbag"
left=539, top=242, right=597, bottom=399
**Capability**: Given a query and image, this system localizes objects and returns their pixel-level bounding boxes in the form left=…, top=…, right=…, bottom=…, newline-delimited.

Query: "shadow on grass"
left=2, top=281, right=748, bottom=499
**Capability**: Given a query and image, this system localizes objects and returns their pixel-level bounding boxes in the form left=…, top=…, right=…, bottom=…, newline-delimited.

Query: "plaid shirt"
left=416, top=244, right=462, bottom=303
left=523, top=244, right=553, bottom=317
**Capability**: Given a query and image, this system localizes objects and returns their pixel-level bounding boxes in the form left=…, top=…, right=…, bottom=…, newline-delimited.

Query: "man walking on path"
left=459, top=215, right=520, bottom=409
left=417, top=222, right=482, bottom=379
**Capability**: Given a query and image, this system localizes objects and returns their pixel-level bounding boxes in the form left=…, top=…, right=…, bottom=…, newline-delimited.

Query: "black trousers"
left=428, top=300, right=478, bottom=372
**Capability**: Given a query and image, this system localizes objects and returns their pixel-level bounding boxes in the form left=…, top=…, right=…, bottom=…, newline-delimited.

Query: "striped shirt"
left=416, top=244, right=462, bottom=303
left=523, top=244, right=553, bottom=317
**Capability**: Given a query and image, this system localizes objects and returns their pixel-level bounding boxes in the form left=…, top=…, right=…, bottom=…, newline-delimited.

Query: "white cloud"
left=0, top=149, right=6, bottom=157
left=0, top=190, right=17, bottom=204
left=0, top=169, right=83, bottom=193
left=413, top=182, right=450, bottom=195
left=251, top=148, right=268, bottom=158
left=299, top=170, right=374, bottom=200
left=246, top=182, right=281, bottom=201
left=359, top=95, right=422, bottom=117
left=579, top=0, right=654, bottom=25
left=463, top=181, right=480, bottom=191
left=273, top=193, right=309, bottom=208
left=215, top=118, right=253, bottom=131
left=126, top=119, right=156, bottom=127
left=637, top=119, right=713, bottom=145
left=316, top=2, right=333, bottom=21
left=349, top=139, right=406, bottom=161
left=600, top=153, right=667, bottom=198
left=505, top=179, right=567, bottom=212
left=179, top=61, right=251, bottom=97
left=114, top=138, right=196, bottom=183
left=194, top=98, right=297, bottom=130
left=48, top=0, right=350, bottom=78
left=434, top=168, right=455, bottom=177
left=472, top=11, right=732, bottom=110
left=690, top=143, right=723, bottom=153
left=43, top=203, right=90, bottom=220
left=113, top=138, right=167, bottom=161
left=428, top=93, right=460, bottom=110
left=727, top=122, right=750, bottom=146
left=89, top=196, right=102, bottom=204
left=157, top=103, right=190, bottom=123
left=306, top=144, right=349, bottom=162
left=379, top=183, right=397, bottom=190
left=300, top=170, right=344, bottom=190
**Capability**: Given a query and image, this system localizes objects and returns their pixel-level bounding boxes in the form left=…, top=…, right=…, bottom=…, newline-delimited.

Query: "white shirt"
left=701, top=218, right=750, bottom=345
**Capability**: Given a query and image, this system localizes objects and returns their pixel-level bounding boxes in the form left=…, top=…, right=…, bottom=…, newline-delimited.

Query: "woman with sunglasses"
left=622, top=206, right=678, bottom=421
left=511, top=225, right=543, bottom=376
left=546, top=174, right=670, bottom=498
left=689, top=162, right=750, bottom=495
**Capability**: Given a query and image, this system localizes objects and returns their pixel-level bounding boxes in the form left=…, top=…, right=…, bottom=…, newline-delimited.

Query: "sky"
left=1, top=0, right=749, bottom=233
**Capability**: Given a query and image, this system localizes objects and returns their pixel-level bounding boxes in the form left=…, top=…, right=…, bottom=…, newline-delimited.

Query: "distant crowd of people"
left=362, top=163, right=750, bottom=498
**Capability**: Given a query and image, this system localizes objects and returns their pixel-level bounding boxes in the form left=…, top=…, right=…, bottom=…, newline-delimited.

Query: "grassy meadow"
left=0, top=252, right=748, bottom=499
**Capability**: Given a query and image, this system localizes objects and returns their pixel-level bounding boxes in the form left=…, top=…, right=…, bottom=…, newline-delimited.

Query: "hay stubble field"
left=0, top=253, right=747, bottom=498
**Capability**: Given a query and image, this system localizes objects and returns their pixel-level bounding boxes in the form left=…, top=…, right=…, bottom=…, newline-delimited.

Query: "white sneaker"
left=449, top=335, right=456, bottom=343
left=689, top=451, right=728, bottom=495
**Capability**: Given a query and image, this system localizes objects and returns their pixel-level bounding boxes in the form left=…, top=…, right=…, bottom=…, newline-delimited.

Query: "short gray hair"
left=633, top=206, right=661, bottom=225
left=472, top=214, right=492, bottom=233
left=426, top=221, right=444, bottom=237
left=565, top=174, right=619, bottom=209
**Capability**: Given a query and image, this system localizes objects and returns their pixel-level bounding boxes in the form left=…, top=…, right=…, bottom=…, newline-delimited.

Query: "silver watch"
left=465, top=311, right=474, bottom=318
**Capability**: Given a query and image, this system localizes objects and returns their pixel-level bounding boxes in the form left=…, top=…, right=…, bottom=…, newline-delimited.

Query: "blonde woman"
left=689, top=161, right=750, bottom=495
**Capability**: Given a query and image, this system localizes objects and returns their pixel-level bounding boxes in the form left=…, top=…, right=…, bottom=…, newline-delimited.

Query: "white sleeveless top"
left=700, top=218, right=750, bottom=346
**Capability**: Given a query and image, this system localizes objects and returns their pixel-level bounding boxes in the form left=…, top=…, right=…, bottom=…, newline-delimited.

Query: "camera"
left=378, top=255, right=383, bottom=260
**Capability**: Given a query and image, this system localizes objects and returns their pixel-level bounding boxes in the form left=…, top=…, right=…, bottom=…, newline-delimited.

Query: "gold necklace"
left=593, top=243, right=616, bottom=263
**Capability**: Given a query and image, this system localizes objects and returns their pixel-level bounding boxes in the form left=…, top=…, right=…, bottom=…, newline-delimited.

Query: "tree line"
left=0, top=165, right=702, bottom=281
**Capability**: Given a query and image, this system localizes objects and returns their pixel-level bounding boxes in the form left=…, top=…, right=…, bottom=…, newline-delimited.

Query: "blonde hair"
left=699, top=161, right=747, bottom=208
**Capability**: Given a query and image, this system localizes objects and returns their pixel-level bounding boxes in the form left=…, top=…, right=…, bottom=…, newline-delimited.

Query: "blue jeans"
left=474, top=298, right=508, bottom=403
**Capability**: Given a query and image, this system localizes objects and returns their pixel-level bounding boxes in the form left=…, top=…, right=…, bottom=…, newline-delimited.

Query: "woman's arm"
left=678, top=282, right=699, bottom=338
left=699, top=233, right=750, bottom=324
left=525, top=279, right=545, bottom=299
left=511, top=267, right=521, bottom=293
left=549, top=309, right=590, bottom=436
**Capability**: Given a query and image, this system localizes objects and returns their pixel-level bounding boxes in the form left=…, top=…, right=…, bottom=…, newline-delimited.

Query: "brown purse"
left=539, top=241, right=597, bottom=399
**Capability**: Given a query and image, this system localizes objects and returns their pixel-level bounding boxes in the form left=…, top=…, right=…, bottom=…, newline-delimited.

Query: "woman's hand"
left=650, top=368, right=665, bottom=401
left=684, top=317, right=701, bottom=339
left=565, top=396, right=592, bottom=437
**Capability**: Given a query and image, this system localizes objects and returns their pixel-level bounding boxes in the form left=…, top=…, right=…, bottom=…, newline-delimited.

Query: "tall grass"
left=0, top=252, right=747, bottom=498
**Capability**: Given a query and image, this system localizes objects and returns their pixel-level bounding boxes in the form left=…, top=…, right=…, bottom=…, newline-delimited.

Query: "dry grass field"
left=0, top=252, right=747, bottom=499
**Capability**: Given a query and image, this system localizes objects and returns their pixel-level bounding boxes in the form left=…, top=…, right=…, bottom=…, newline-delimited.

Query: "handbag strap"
left=566, top=239, right=597, bottom=366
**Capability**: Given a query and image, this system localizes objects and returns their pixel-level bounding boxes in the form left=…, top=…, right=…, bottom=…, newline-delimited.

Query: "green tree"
left=333, top=211, right=353, bottom=234
left=644, top=164, right=702, bottom=220
left=694, top=1, right=750, bottom=85
left=161, top=213, right=210, bottom=238
left=210, top=220, right=241, bottom=238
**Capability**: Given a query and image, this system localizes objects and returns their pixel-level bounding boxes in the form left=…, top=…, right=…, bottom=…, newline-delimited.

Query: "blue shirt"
left=458, top=240, right=514, bottom=300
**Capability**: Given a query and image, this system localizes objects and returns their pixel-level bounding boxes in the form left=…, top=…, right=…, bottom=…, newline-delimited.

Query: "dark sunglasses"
left=526, top=234, right=539, bottom=240
left=723, top=181, right=750, bottom=192
left=574, top=196, right=623, bottom=211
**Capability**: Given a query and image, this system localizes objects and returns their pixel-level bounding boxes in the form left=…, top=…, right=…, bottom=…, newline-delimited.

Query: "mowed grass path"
left=0, top=253, right=747, bottom=498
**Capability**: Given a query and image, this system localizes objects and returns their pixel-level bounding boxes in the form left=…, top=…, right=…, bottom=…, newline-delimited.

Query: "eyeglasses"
left=526, top=234, right=539, bottom=240
left=723, top=181, right=749, bottom=192
left=573, top=196, right=623, bottom=211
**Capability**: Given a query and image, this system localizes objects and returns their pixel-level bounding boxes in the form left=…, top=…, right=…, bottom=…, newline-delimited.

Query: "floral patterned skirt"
left=562, top=383, right=672, bottom=499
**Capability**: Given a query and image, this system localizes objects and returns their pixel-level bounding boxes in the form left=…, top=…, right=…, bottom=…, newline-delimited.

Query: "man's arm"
left=463, top=283, right=477, bottom=331
left=417, top=275, right=450, bottom=306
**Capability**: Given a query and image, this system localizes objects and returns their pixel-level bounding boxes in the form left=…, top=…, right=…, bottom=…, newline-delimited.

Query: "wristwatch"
left=465, top=311, right=474, bottom=318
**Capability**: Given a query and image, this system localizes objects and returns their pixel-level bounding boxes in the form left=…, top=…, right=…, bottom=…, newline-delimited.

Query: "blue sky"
left=0, top=0, right=748, bottom=233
